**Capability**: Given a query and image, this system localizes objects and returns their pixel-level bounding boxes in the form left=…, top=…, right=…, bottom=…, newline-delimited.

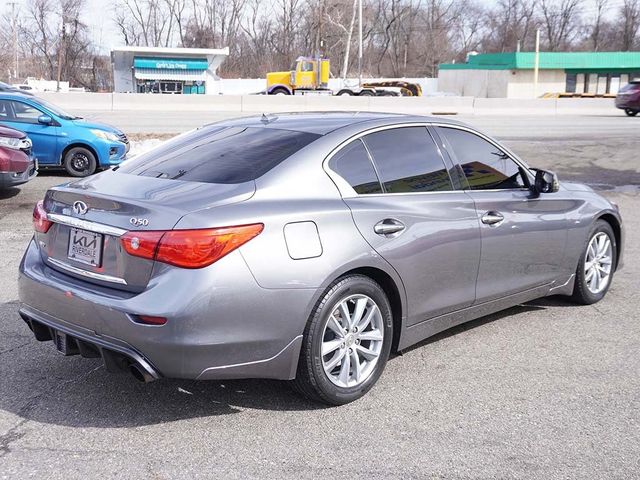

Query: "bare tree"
left=482, top=0, right=537, bottom=53
left=114, top=0, right=180, bottom=47
left=588, top=0, right=608, bottom=51
left=539, top=0, right=582, bottom=51
left=620, top=0, right=640, bottom=50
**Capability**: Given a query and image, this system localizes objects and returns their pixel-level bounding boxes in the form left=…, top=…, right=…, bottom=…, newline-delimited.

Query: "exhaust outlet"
left=129, top=363, right=157, bottom=383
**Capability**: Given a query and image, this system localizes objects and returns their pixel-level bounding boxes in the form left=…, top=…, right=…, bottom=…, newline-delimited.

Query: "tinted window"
left=329, top=139, right=382, bottom=194
left=11, top=101, right=43, bottom=123
left=363, top=127, right=452, bottom=193
left=0, top=100, right=44, bottom=124
left=117, top=126, right=320, bottom=184
left=438, top=127, right=526, bottom=190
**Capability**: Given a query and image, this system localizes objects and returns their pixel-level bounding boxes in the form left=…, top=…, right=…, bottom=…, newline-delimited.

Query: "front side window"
left=4, top=101, right=44, bottom=124
left=300, top=62, right=314, bottom=72
left=438, top=127, right=527, bottom=191
left=117, top=126, right=320, bottom=184
left=328, top=139, right=382, bottom=194
left=363, top=127, right=453, bottom=193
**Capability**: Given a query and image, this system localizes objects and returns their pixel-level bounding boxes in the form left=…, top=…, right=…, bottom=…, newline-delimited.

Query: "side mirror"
left=38, top=115, right=53, bottom=125
left=533, top=169, right=559, bottom=195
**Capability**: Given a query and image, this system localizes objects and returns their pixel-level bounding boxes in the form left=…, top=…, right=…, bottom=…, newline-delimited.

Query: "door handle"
left=481, top=211, right=504, bottom=226
left=374, top=219, right=405, bottom=236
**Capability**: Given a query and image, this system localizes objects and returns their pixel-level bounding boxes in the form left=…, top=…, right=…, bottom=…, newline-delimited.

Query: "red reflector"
left=134, top=315, right=167, bottom=326
left=121, top=231, right=164, bottom=260
left=120, top=224, right=264, bottom=269
left=33, top=201, right=53, bottom=233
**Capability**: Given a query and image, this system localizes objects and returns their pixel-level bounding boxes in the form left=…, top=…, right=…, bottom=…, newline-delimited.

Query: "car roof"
left=207, top=111, right=466, bottom=135
left=0, top=91, right=35, bottom=99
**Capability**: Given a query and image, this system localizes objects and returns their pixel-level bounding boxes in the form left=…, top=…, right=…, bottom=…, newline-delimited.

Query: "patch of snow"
left=127, top=138, right=164, bottom=159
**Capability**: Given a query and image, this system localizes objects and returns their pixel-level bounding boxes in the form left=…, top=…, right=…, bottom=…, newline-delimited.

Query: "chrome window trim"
left=323, top=122, right=459, bottom=198
left=431, top=123, right=536, bottom=191
left=46, top=257, right=128, bottom=285
left=47, top=213, right=128, bottom=237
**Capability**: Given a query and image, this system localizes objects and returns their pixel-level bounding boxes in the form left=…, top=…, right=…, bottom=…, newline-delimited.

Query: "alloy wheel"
left=584, top=232, right=613, bottom=294
left=321, top=294, right=384, bottom=388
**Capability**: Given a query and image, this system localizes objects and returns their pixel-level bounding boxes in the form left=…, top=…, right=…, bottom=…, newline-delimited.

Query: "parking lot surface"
left=0, top=115, right=638, bottom=479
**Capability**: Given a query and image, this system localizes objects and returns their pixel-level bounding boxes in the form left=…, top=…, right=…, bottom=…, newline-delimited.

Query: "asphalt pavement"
left=0, top=115, right=638, bottom=479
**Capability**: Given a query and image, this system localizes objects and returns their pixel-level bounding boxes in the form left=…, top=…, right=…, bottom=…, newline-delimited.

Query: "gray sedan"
left=18, top=113, right=624, bottom=405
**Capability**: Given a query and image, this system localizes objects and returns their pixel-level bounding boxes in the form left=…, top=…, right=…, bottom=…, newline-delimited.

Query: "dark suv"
left=615, top=81, right=640, bottom=116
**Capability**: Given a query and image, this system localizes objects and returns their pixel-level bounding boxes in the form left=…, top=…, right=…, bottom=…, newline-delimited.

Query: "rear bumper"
left=18, top=238, right=312, bottom=381
left=19, top=305, right=161, bottom=381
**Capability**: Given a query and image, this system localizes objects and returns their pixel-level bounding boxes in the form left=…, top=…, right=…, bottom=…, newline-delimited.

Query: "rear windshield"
left=117, top=126, right=321, bottom=184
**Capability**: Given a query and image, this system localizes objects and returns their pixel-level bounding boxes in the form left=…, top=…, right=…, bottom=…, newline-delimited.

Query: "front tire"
left=294, top=275, right=393, bottom=405
left=624, top=108, right=639, bottom=117
left=571, top=220, right=617, bottom=305
left=63, top=147, right=97, bottom=177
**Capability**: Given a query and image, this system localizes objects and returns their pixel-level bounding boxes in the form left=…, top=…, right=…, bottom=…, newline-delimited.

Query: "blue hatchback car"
left=0, top=93, right=129, bottom=176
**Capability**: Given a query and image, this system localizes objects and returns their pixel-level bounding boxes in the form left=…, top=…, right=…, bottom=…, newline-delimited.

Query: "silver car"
left=19, top=113, right=624, bottom=405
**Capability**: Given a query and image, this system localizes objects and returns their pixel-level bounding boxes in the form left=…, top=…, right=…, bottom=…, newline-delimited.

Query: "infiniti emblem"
left=72, top=201, right=88, bottom=216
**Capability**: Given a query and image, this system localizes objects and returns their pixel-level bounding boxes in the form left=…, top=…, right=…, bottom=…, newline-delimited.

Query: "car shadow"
left=0, top=187, right=22, bottom=200
left=0, top=297, right=572, bottom=428
left=394, top=302, right=551, bottom=357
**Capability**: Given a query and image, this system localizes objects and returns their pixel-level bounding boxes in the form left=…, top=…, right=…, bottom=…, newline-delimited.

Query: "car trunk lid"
left=38, top=170, right=255, bottom=291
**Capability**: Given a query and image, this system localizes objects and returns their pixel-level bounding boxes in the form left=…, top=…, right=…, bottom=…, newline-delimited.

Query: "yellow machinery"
left=266, top=56, right=422, bottom=97
left=267, top=56, right=331, bottom=95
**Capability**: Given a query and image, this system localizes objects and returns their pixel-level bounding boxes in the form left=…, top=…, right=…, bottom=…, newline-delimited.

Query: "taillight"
left=33, top=201, right=53, bottom=233
left=120, top=223, right=264, bottom=269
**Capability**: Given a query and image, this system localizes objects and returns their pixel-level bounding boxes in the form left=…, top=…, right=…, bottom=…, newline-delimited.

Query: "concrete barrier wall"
left=34, top=92, right=619, bottom=116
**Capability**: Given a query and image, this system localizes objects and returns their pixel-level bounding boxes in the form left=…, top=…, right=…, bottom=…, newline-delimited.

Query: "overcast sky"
left=6, top=0, right=122, bottom=53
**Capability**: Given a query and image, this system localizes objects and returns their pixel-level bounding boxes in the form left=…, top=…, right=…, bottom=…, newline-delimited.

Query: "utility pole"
left=533, top=28, right=540, bottom=98
left=358, top=0, right=362, bottom=86
left=8, top=2, right=18, bottom=82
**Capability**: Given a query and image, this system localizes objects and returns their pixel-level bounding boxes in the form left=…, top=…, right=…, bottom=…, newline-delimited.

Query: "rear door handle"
left=481, top=211, right=504, bottom=226
left=374, top=219, right=405, bottom=236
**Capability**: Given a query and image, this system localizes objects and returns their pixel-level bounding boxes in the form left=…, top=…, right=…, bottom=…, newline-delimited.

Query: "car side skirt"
left=398, top=282, right=553, bottom=351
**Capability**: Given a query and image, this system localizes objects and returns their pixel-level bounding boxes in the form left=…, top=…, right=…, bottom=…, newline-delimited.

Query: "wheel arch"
left=596, top=212, right=622, bottom=271
left=61, top=142, right=99, bottom=166
left=344, top=266, right=404, bottom=353
left=268, top=85, right=292, bottom=95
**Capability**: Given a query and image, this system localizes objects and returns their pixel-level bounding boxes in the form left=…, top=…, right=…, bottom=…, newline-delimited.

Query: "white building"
left=111, top=46, right=229, bottom=95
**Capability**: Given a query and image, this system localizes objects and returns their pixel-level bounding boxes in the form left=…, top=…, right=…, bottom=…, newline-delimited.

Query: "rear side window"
left=438, top=127, right=526, bottom=190
left=117, top=126, right=320, bottom=184
left=363, top=127, right=453, bottom=193
left=328, top=139, right=382, bottom=194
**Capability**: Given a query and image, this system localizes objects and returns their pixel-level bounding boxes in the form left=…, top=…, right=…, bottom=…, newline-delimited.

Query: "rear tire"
left=293, top=275, right=393, bottom=405
left=570, top=220, right=617, bottom=305
left=624, top=108, right=638, bottom=117
left=358, top=90, right=375, bottom=96
left=336, top=89, right=353, bottom=96
left=63, top=147, right=97, bottom=177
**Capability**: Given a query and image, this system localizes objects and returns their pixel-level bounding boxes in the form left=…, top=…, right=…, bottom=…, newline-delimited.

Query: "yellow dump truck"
left=266, top=56, right=422, bottom=97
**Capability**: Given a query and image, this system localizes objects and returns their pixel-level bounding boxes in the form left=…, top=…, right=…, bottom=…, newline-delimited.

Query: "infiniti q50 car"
left=19, top=112, right=623, bottom=405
